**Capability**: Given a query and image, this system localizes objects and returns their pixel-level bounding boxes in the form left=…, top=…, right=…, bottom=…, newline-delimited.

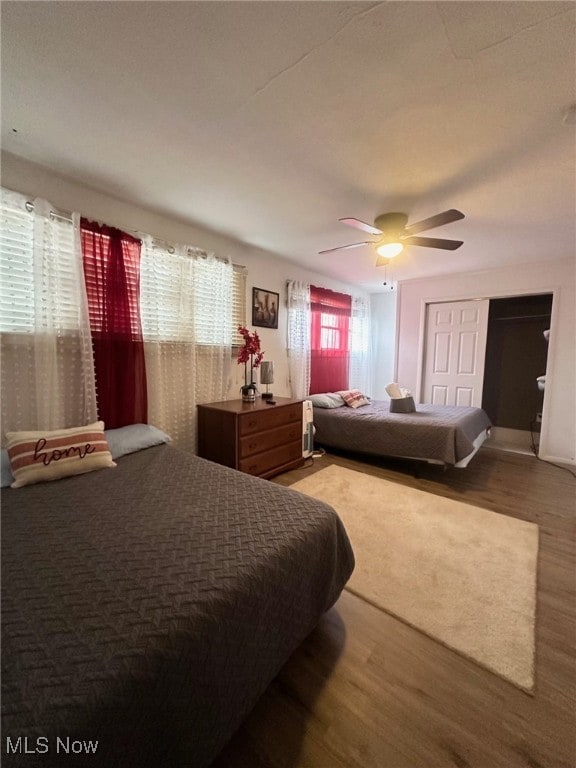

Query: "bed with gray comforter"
left=1, top=444, right=354, bottom=768
left=312, top=400, right=492, bottom=466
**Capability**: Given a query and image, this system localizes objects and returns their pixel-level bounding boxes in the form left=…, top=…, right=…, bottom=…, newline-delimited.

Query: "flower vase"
left=241, top=383, right=257, bottom=403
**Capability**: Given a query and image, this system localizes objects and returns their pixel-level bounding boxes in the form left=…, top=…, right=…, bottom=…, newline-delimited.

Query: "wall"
left=370, top=291, right=397, bottom=399
left=395, top=261, right=576, bottom=464
left=1, top=152, right=367, bottom=399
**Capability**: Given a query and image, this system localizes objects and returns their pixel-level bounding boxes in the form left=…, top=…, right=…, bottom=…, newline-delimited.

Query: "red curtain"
left=81, top=220, right=147, bottom=429
left=309, top=285, right=351, bottom=394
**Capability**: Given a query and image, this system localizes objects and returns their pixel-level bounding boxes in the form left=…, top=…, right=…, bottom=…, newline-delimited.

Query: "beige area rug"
left=290, top=465, right=539, bottom=691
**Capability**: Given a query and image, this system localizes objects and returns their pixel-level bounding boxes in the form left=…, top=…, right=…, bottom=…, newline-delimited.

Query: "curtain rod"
left=22, top=199, right=240, bottom=266
left=25, top=200, right=73, bottom=223
left=24, top=200, right=143, bottom=236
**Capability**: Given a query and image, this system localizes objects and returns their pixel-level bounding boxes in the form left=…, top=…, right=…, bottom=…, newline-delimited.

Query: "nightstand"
left=197, top=397, right=305, bottom=479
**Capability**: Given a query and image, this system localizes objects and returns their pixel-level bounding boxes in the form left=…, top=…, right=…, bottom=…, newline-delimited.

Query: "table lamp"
left=260, top=361, right=274, bottom=400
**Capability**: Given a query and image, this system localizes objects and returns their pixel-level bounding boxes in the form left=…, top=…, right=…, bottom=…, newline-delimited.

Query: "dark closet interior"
left=482, top=294, right=552, bottom=431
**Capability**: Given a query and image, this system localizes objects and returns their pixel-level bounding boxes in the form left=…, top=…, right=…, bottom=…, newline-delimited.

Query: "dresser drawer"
left=239, top=440, right=302, bottom=476
left=238, top=404, right=302, bottom=436
left=240, top=422, right=302, bottom=459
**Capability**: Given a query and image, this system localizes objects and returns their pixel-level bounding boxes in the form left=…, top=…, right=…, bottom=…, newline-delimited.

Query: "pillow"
left=1, top=448, right=14, bottom=488
left=338, top=389, right=371, bottom=409
left=105, top=424, right=171, bottom=460
left=308, top=393, right=345, bottom=409
left=6, top=421, right=115, bottom=489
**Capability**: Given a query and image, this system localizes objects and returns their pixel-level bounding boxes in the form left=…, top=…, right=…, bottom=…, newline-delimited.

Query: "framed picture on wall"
left=252, top=288, right=279, bottom=329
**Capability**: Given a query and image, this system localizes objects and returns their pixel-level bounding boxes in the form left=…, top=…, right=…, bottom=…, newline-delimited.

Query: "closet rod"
left=496, top=314, right=550, bottom=321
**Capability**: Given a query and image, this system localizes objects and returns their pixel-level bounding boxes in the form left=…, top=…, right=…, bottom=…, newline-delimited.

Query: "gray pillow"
left=1, top=448, right=14, bottom=488
left=308, top=393, right=345, bottom=409
left=105, top=424, right=171, bottom=460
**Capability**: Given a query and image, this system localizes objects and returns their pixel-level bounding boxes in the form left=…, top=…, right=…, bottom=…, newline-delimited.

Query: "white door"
left=422, top=299, right=489, bottom=407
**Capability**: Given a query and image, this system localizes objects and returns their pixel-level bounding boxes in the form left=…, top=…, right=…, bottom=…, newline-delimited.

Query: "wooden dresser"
left=197, top=397, right=305, bottom=479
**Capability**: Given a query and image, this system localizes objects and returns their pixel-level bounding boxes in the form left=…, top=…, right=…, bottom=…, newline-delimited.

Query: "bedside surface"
left=197, top=398, right=305, bottom=479
left=198, top=397, right=301, bottom=413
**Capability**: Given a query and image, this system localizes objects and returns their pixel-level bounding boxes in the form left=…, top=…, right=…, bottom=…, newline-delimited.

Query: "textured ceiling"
left=2, top=1, right=574, bottom=291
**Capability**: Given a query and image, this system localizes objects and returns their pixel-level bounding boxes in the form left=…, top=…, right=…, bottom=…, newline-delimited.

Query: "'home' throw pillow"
left=6, top=421, right=115, bottom=489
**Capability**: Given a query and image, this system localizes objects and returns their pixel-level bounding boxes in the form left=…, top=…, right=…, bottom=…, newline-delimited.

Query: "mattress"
left=312, top=400, right=492, bottom=465
left=1, top=445, right=354, bottom=767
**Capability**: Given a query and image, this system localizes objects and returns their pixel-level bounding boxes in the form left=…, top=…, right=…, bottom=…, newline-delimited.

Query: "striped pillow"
left=6, top=421, right=116, bottom=489
left=339, top=389, right=371, bottom=408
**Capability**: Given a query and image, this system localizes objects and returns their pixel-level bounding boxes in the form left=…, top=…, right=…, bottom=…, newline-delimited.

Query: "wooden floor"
left=213, top=448, right=576, bottom=768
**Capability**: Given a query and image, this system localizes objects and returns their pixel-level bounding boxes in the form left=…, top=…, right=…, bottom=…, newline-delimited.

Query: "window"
left=81, top=221, right=143, bottom=337
left=319, top=313, right=342, bottom=349
left=309, top=285, right=352, bottom=394
left=0, top=188, right=98, bottom=433
left=140, top=241, right=246, bottom=345
left=139, top=241, right=239, bottom=451
left=193, top=254, right=246, bottom=346
left=0, top=189, right=84, bottom=334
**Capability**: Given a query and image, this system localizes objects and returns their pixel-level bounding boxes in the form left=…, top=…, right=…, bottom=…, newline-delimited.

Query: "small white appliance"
left=302, top=400, right=314, bottom=458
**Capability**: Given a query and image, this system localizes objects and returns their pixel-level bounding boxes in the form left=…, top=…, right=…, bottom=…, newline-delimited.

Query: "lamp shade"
left=260, top=361, right=274, bottom=385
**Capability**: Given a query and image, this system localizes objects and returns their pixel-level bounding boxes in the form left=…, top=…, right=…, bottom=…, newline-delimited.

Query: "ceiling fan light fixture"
left=376, top=241, right=403, bottom=259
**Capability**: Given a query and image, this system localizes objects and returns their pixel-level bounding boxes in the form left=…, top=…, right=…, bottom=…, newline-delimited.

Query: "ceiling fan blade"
left=318, top=241, right=373, bottom=255
left=404, top=209, right=465, bottom=235
left=339, top=217, right=383, bottom=236
left=403, top=236, right=463, bottom=250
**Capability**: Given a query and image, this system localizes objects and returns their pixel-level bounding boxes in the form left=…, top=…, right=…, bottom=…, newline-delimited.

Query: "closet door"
left=422, top=299, right=489, bottom=407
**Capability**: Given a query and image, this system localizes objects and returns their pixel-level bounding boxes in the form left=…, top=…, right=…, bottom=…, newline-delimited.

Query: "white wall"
left=396, top=261, right=576, bottom=464
left=2, top=152, right=367, bottom=400
left=370, top=291, right=397, bottom=399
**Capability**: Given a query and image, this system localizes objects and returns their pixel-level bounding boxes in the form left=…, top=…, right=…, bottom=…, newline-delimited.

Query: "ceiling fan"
left=319, top=209, right=465, bottom=264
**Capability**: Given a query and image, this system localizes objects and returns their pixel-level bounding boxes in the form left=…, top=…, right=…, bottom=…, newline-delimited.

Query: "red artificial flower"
left=237, top=326, right=264, bottom=369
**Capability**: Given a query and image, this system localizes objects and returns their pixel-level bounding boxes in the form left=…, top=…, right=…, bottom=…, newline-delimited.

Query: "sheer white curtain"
left=0, top=189, right=97, bottom=438
left=349, top=294, right=372, bottom=395
left=140, top=240, right=233, bottom=452
left=286, top=280, right=311, bottom=399
left=190, top=251, right=233, bottom=406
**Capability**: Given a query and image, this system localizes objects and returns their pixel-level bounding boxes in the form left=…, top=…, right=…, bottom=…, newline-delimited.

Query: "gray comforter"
left=312, top=401, right=492, bottom=465
left=1, top=445, right=354, bottom=768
